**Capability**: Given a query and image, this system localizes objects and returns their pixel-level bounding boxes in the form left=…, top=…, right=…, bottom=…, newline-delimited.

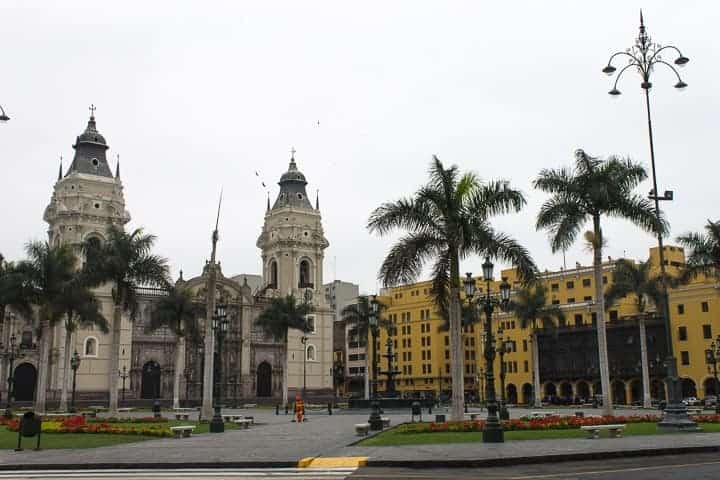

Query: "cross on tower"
left=89, top=104, right=96, bottom=118
left=290, top=147, right=296, bottom=159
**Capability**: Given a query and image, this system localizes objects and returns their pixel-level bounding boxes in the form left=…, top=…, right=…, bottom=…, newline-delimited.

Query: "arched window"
left=83, top=337, right=98, bottom=357
left=299, top=260, right=312, bottom=288
left=270, top=260, right=278, bottom=289
left=306, top=344, right=316, bottom=362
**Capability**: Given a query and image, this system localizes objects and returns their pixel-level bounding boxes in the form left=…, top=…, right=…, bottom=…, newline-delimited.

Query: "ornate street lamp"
left=0, top=105, right=9, bottom=123
left=464, top=258, right=511, bottom=443
left=118, top=365, right=129, bottom=406
left=210, top=303, right=228, bottom=433
left=367, top=296, right=383, bottom=431
left=705, top=336, right=720, bottom=414
left=69, top=350, right=81, bottom=413
left=301, top=335, right=308, bottom=398
left=496, top=328, right=511, bottom=420
left=603, top=11, right=693, bottom=430
left=1, top=334, right=23, bottom=418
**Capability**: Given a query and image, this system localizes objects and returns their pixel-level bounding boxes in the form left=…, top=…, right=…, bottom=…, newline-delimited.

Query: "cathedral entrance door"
left=141, top=361, right=161, bottom=399
left=256, top=362, right=272, bottom=397
left=13, top=363, right=37, bottom=402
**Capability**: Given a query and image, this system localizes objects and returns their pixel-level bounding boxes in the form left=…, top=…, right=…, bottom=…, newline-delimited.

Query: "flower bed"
left=86, top=417, right=168, bottom=424
left=400, top=414, right=720, bottom=434
left=3, top=415, right=172, bottom=437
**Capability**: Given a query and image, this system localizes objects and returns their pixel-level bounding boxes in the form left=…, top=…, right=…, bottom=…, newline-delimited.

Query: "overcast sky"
left=1, top=1, right=715, bottom=294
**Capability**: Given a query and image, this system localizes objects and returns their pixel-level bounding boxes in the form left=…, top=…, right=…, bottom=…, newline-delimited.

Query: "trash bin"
left=411, top=401, right=422, bottom=422
left=575, top=411, right=584, bottom=418
left=16, top=412, right=42, bottom=451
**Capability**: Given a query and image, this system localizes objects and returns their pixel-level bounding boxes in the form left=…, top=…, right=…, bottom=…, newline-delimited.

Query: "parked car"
left=682, top=397, right=700, bottom=406
left=704, top=395, right=717, bottom=407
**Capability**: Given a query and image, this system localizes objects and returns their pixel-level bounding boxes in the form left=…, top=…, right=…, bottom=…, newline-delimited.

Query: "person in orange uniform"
left=294, top=395, right=305, bottom=423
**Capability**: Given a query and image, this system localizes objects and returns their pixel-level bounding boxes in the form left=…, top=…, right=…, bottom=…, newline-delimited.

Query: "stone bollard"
left=285, top=404, right=289, bottom=415
left=428, top=404, right=432, bottom=414
left=328, top=402, right=332, bottom=415
left=275, top=404, right=279, bottom=415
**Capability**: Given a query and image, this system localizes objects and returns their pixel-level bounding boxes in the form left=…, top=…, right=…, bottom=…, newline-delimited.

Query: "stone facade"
left=2, top=114, right=335, bottom=406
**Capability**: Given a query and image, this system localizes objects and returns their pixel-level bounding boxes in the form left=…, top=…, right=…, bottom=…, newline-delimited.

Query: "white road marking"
left=0, top=468, right=356, bottom=480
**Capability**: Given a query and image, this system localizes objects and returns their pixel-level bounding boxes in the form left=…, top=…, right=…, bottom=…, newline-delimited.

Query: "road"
left=2, top=454, right=720, bottom=479
left=350, top=452, right=720, bottom=479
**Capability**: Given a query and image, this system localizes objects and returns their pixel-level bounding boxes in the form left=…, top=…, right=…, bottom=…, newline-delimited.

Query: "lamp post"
left=210, top=303, right=228, bottom=433
left=1, top=334, right=23, bottom=418
left=69, top=350, right=81, bottom=413
left=367, top=296, right=383, bottom=431
left=118, top=365, right=129, bottom=405
left=603, top=11, right=693, bottom=430
left=0, top=105, right=9, bottom=123
left=301, top=335, right=308, bottom=398
left=496, top=329, right=510, bottom=420
left=463, top=257, right=511, bottom=443
left=705, top=336, right=720, bottom=414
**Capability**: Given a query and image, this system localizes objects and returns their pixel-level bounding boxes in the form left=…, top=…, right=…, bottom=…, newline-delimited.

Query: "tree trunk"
left=108, top=304, right=121, bottom=413
left=59, top=326, right=72, bottom=411
left=639, top=318, right=652, bottom=408
left=592, top=215, right=613, bottom=416
left=0, top=307, right=6, bottom=400
left=282, top=331, right=289, bottom=406
left=34, top=317, right=51, bottom=413
left=449, top=251, right=465, bottom=421
left=532, top=331, right=542, bottom=406
left=173, top=336, right=185, bottom=409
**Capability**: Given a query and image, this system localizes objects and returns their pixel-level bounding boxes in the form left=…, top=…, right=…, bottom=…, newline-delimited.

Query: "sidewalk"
left=0, top=408, right=718, bottom=470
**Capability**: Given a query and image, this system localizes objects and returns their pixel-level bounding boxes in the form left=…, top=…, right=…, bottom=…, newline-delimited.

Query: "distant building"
left=323, top=280, right=361, bottom=397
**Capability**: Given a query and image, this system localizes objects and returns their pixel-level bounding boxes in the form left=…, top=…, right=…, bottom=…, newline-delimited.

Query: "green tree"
left=676, top=220, right=720, bottom=281
left=341, top=296, right=388, bottom=400
left=15, top=242, right=77, bottom=412
left=148, top=285, right=203, bottom=409
left=368, top=156, right=537, bottom=421
left=604, top=258, right=664, bottom=408
left=509, top=284, right=564, bottom=405
left=255, top=294, right=313, bottom=405
left=83, top=226, right=170, bottom=413
left=534, top=149, right=664, bottom=415
left=55, top=280, right=108, bottom=411
left=0, top=253, right=33, bottom=329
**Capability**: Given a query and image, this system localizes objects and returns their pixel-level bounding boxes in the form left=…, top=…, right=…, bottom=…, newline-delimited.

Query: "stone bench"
left=174, top=413, right=191, bottom=420
left=117, top=407, right=135, bottom=413
left=355, top=423, right=370, bottom=436
left=234, top=419, right=252, bottom=429
left=687, top=408, right=703, bottom=416
left=529, top=411, right=556, bottom=419
left=381, top=417, right=391, bottom=428
left=222, top=414, right=243, bottom=422
left=43, top=413, right=75, bottom=418
left=242, top=403, right=257, bottom=409
left=580, top=424, right=626, bottom=439
left=464, top=413, right=478, bottom=421
left=170, top=425, right=196, bottom=438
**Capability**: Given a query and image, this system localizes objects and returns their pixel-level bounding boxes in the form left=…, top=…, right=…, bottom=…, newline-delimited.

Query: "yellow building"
left=368, top=245, right=720, bottom=405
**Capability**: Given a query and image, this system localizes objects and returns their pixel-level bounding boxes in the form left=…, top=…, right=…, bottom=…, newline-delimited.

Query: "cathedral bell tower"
left=44, top=108, right=130, bottom=248
left=257, top=152, right=329, bottom=302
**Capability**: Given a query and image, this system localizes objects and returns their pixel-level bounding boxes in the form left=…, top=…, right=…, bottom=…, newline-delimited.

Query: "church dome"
left=74, top=115, right=108, bottom=148
left=271, top=153, right=314, bottom=210
left=279, top=159, right=307, bottom=185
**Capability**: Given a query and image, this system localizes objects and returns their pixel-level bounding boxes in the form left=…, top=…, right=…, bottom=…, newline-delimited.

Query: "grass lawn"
left=359, top=422, right=720, bottom=447
left=0, top=418, right=242, bottom=450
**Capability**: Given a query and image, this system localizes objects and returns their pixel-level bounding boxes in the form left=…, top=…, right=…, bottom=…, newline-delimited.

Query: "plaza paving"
left=0, top=406, right=719, bottom=469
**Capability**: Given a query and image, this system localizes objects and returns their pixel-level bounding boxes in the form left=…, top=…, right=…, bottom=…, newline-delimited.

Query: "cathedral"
left=3, top=111, right=335, bottom=407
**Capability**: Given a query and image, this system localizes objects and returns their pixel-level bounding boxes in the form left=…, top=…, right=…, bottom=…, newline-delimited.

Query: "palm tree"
left=83, top=226, right=169, bottom=413
left=510, top=284, right=564, bottom=406
left=255, top=294, right=313, bottom=405
left=341, top=296, right=388, bottom=400
left=148, top=285, right=203, bottom=409
left=16, top=242, right=77, bottom=412
left=55, top=280, right=108, bottom=411
left=677, top=220, right=720, bottom=281
left=605, top=258, right=663, bottom=408
left=534, top=149, right=665, bottom=415
left=368, top=156, right=537, bottom=421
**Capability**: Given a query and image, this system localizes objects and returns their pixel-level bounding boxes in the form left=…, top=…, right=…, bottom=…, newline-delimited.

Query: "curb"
left=365, top=445, right=720, bottom=468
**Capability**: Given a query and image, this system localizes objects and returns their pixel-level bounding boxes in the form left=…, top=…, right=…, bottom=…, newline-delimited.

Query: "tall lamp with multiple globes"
left=69, top=350, right=81, bottom=413
left=463, top=257, right=511, bottom=443
left=705, top=336, right=720, bottom=414
left=602, top=11, right=693, bottom=430
left=1, top=333, right=23, bottom=418
left=209, top=303, right=228, bottom=433
left=367, top=296, right=383, bottom=431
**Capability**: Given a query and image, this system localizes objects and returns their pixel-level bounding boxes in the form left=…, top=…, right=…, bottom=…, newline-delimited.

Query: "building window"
left=567, top=298, right=575, bottom=304
left=445, top=350, right=449, bottom=360
left=299, top=259, right=313, bottom=288
left=681, top=351, right=690, bottom=365
left=702, top=302, right=709, bottom=313
left=552, top=299, right=560, bottom=305
left=524, top=360, right=529, bottom=373
left=566, top=281, right=574, bottom=289
left=582, top=278, right=591, bottom=287
left=609, top=310, right=618, bottom=321
left=583, top=296, right=592, bottom=302
left=603, top=276, right=608, bottom=284
left=445, top=364, right=450, bottom=374
left=83, top=336, right=98, bottom=357
left=269, top=260, right=278, bottom=288
left=551, top=283, right=559, bottom=292
left=523, top=339, right=528, bottom=352
left=306, top=344, right=316, bottom=361
left=678, top=326, right=688, bottom=341
left=677, top=304, right=685, bottom=315
left=703, top=325, right=712, bottom=339
left=574, top=314, right=583, bottom=327
left=305, top=316, right=316, bottom=333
